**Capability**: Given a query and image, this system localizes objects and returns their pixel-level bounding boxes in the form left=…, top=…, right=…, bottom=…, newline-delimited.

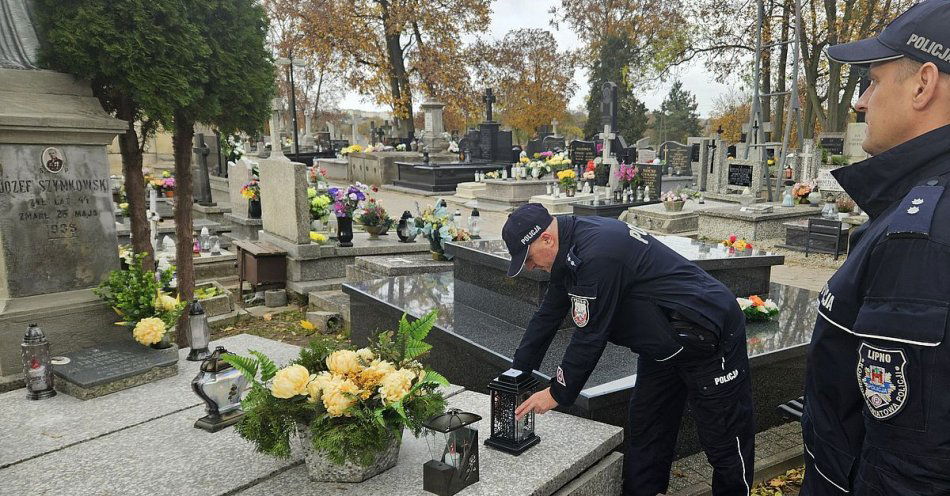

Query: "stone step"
left=286, top=277, right=346, bottom=298
left=307, top=290, right=351, bottom=331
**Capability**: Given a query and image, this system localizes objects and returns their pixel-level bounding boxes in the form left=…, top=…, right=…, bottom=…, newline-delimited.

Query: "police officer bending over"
left=802, top=1, right=950, bottom=493
left=502, top=204, right=755, bottom=496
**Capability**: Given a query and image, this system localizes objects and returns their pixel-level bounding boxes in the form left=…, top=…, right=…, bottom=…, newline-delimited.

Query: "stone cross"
left=269, top=97, right=286, bottom=160
left=552, top=119, right=559, bottom=137
left=304, top=109, right=312, bottom=136
left=482, top=88, right=496, bottom=122
left=350, top=111, right=360, bottom=145
left=192, top=133, right=214, bottom=206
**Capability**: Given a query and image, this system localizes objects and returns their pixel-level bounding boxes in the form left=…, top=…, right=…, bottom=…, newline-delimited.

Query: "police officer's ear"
left=910, top=62, right=945, bottom=111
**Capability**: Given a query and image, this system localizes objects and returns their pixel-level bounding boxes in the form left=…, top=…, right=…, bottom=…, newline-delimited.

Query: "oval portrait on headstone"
left=42, top=147, right=66, bottom=174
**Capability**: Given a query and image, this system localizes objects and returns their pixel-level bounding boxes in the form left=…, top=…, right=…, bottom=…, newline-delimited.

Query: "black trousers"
left=622, top=333, right=756, bottom=496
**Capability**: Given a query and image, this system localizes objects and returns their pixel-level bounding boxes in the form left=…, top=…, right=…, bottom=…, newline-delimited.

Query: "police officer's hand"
left=515, top=387, right=558, bottom=420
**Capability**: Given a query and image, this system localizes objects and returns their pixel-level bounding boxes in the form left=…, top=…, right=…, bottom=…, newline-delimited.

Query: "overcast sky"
left=338, top=0, right=734, bottom=118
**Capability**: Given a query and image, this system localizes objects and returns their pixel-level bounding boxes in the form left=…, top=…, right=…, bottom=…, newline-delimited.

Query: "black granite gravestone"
left=53, top=341, right=179, bottom=400
left=569, top=140, right=597, bottom=166
left=639, top=163, right=663, bottom=194
left=541, top=135, right=565, bottom=153
left=525, top=139, right=542, bottom=158
left=819, top=136, right=845, bottom=156
left=665, top=145, right=691, bottom=176
left=728, top=163, right=754, bottom=187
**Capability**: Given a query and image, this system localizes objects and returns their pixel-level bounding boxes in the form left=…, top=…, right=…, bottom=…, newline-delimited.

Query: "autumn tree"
left=708, top=90, right=751, bottom=143
left=582, top=35, right=650, bottom=143
left=654, top=81, right=702, bottom=143
left=294, top=0, right=490, bottom=138
left=469, top=29, right=576, bottom=145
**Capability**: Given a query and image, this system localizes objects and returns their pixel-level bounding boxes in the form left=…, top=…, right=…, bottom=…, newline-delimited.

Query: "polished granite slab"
left=344, top=271, right=816, bottom=455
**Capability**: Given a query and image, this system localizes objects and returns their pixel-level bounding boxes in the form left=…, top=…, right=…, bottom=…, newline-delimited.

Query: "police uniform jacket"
left=511, top=215, right=743, bottom=407
left=803, top=123, right=950, bottom=493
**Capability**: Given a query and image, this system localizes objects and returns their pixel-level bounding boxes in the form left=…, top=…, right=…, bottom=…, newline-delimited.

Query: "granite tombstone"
left=569, top=140, right=597, bottom=166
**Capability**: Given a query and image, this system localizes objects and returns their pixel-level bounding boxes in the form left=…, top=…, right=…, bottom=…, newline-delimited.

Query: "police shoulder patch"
left=886, top=185, right=944, bottom=239
left=856, top=342, right=908, bottom=420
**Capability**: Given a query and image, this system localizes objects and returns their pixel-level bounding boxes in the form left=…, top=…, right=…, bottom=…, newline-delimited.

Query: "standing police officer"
left=502, top=204, right=755, bottom=496
left=802, top=1, right=950, bottom=493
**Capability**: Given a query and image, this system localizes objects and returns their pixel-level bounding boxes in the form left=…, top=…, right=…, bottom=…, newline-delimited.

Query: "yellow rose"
left=356, top=348, right=375, bottom=363
left=306, top=372, right=334, bottom=403
left=357, top=359, right=395, bottom=389
left=326, top=350, right=362, bottom=376
left=154, top=291, right=179, bottom=312
left=270, top=364, right=310, bottom=399
left=379, top=369, right=416, bottom=404
left=322, top=377, right=360, bottom=417
left=132, top=317, right=166, bottom=346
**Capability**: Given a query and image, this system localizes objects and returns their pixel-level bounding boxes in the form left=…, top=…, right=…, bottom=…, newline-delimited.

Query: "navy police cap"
left=827, top=0, right=950, bottom=74
left=502, top=203, right=554, bottom=277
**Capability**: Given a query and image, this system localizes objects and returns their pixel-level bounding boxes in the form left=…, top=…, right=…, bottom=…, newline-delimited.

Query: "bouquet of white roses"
left=737, top=295, right=779, bottom=322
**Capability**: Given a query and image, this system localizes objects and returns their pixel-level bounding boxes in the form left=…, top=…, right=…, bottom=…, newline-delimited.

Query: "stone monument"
left=420, top=99, right=448, bottom=152
left=0, top=1, right=128, bottom=379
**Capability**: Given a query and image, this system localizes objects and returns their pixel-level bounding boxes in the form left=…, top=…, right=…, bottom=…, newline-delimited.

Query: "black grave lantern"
left=192, top=346, right=248, bottom=432
left=21, top=324, right=56, bottom=400
left=423, top=408, right=483, bottom=495
left=397, top=210, right=416, bottom=243
left=484, top=368, right=540, bottom=455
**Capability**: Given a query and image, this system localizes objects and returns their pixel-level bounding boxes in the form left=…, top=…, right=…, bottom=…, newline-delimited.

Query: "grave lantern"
left=186, top=299, right=211, bottom=361
left=422, top=408, right=483, bottom=496
left=199, top=227, right=211, bottom=252
left=484, top=368, right=540, bottom=455
left=21, top=323, right=56, bottom=400
left=397, top=210, right=417, bottom=243
left=209, top=235, right=222, bottom=255
left=192, top=346, right=247, bottom=432
left=467, top=208, right=481, bottom=239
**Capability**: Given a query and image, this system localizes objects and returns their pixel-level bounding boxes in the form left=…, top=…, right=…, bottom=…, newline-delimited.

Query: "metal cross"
left=483, top=88, right=496, bottom=122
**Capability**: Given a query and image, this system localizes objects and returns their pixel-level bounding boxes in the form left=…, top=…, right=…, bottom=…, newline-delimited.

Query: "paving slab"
left=236, top=389, right=624, bottom=496
left=0, top=334, right=300, bottom=468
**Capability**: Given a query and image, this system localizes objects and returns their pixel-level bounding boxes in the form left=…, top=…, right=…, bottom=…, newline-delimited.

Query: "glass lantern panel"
left=491, top=390, right=517, bottom=441
left=22, top=345, right=51, bottom=392
left=190, top=317, right=211, bottom=349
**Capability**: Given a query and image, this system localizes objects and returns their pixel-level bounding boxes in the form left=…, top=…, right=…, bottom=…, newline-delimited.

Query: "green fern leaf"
left=404, top=310, right=438, bottom=341
left=422, top=370, right=449, bottom=386
left=404, top=339, right=432, bottom=361
left=250, top=350, right=279, bottom=382
left=391, top=401, right=408, bottom=422
left=221, top=353, right=259, bottom=384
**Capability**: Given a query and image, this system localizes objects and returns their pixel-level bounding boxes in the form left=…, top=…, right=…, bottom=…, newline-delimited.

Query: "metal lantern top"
left=424, top=408, right=482, bottom=434
left=487, top=368, right=538, bottom=395
left=190, top=298, right=206, bottom=317
left=200, top=346, right=233, bottom=373
left=23, top=323, right=47, bottom=344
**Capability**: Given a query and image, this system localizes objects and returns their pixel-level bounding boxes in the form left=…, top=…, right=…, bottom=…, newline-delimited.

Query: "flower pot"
left=337, top=216, right=354, bottom=247
left=164, top=190, right=175, bottom=198
left=150, top=325, right=176, bottom=350
left=297, top=424, right=402, bottom=482
left=363, top=224, right=387, bottom=239
left=247, top=199, right=262, bottom=219
left=663, top=200, right=685, bottom=212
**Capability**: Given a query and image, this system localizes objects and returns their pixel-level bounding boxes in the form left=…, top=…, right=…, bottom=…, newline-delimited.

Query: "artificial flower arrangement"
left=836, top=196, right=855, bottom=213
left=308, top=166, right=330, bottom=188
left=221, top=311, right=448, bottom=467
left=223, top=134, right=246, bottom=165
left=327, top=183, right=367, bottom=218
left=309, top=231, right=329, bottom=244
left=484, top=170, right=501, bottom=180
left=791, top=180, right=816, bottom=204
left=307, top=187, right=332, bottom=222
left=737, top=295, right=779, bottom=322
left=525, top=160, right=552, bottom=179
left=355, top=198, right=394, bottom=232
left=615, top=162, right=641, bottom=189
left=340, top=144, right=364, bottom=156
left=721, top=234, right=753, bottom=251
left=412, top=201, right=472, bottom=260
left=241, top=179, right=261, bottom=201
left=556, top=168, right=577, bottom=190
left=660, top=189, right=692, bottom=204
left=94, top=252, right=186, bottom=347
left=545, top=152, right=572, bottom=171
left=396, top=143, right=407, bottom=151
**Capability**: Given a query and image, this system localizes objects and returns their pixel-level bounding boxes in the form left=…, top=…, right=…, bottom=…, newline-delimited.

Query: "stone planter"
left=297, top=425, right=402, bottom=482
left=663, top=200, right=685, bottom=212
left=363, top=224, right=388, bottom=239
left=195, top=281, right=233, bottom=318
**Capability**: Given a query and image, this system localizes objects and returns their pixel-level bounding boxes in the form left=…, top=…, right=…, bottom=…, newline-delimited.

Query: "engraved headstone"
left=52, top=341, right=179, bottom=400
left=639, top=163, right=663, bottom=195
left=569, top=140, right=597, bottom=166
left=818, top=133, right=845, bottom=157
left=728, top=162, right=755, bottom=187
